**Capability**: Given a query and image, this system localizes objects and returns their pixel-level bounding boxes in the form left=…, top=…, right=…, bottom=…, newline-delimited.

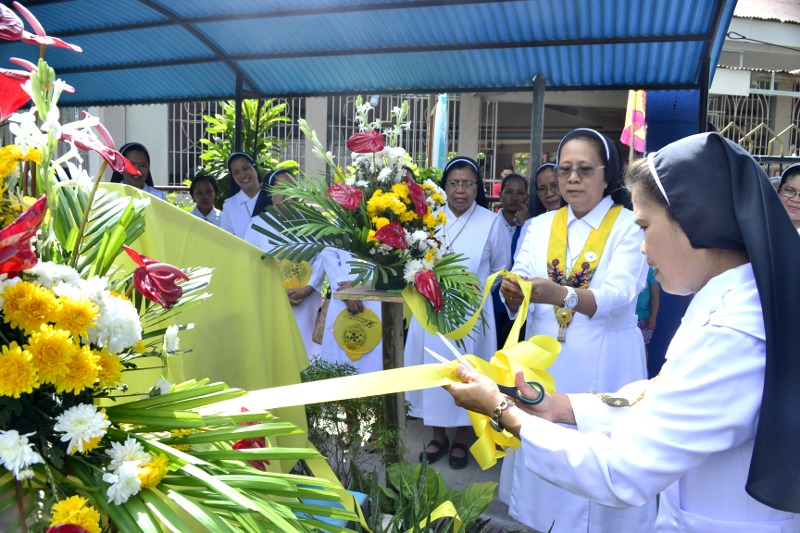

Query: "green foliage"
left=198, top=99, right=298, bottom=206
left=300, top=357, right=405, bottom=488
left=350, top=459, right=498, bottom=532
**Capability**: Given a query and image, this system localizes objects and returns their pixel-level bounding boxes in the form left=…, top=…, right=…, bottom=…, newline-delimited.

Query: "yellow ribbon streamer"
left=412, top=500, right=462, bottom=533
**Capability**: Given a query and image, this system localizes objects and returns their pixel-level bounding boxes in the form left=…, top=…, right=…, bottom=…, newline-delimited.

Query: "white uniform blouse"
left=221, top=190, right=259, bottom=240
left=190, top=206, right=222, bottom=227
left=515, top=264, right=800, bottom=532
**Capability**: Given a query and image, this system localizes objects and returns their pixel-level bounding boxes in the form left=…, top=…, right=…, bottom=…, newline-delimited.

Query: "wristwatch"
left=563, top=286, right=578, bottom=310
left=489, top=398, right=515, bottom=432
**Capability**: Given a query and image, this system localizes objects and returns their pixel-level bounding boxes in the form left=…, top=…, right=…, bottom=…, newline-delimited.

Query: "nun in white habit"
left=404, top=156, right=511, bottom=470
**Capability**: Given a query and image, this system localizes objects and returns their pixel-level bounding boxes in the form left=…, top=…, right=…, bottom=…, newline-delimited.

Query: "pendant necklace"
left=444, top=203, right=476, bottom=251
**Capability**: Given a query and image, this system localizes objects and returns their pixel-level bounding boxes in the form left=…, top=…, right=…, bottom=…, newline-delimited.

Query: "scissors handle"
left=497, top=381, right=545, bottom=405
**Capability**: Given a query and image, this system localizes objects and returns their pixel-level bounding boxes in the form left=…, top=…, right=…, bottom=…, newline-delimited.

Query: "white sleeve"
left=517, top=326, right=764, bottom=508
left=307, top=254, right=326, bottom=292
left=488, top=215, right=512, bottom=280
left=243, top=215, right=272, bottom=251
left=589, top=217, right=648, bottom=319
left=220, top=202, right=235, bottom=235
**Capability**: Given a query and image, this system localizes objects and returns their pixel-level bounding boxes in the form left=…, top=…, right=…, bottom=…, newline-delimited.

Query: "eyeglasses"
left=780, top=187, right=800, bottom=199
left=556, top=165, right=605, bottom=179
left=446, top=180, right=477, bottom=190
left=536, top=185, right=560, bottom=196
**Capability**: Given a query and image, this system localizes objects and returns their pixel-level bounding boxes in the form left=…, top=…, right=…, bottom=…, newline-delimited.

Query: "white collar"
left=567, top=195, right=614, bottom=230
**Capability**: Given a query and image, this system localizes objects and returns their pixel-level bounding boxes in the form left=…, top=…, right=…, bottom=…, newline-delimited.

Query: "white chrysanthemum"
left=78, top=276, right=110, bottom=304
left=89, top=294, right=142, bottom=354
left=106, top=437, right=151, bottom=472
left=103, top=461, right=142, bottom=505
left=164, top=325, right=180, bottom=353
left=0, top=430, right=44, bottom=479
left=403, top=260, right=424, bottom=283
left=53, top=404, right=111, bottom=455
left=344, top=177, right=356, bottom=186
left=154, top=377, right=171, bottom=395
left=0, top=275, right=21, bottom=310
left=26, top=261, right=82, bottom=290
left=410, top=230, right=428, bottom=245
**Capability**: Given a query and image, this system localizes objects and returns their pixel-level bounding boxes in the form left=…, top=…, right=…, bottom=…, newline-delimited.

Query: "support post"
left=528, top=76, right=546, bottom=212
left=234, top=74, right=243, bottom=153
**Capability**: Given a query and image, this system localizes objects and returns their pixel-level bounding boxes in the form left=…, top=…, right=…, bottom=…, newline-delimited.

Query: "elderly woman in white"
left=447, top=133, right=800, bottom=532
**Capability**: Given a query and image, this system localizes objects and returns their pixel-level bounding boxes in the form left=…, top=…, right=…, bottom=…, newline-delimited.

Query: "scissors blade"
left=435, top=332, right=478, bottom=373
left=424, top=347, right=452, bottom=367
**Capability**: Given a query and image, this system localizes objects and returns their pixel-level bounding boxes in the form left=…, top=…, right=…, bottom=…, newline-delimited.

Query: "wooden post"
left=333, top=286, right=406, bottom=467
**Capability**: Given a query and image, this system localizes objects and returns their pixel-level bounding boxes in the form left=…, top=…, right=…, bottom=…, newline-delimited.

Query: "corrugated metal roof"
left=0, top=0, right=737, bottom=105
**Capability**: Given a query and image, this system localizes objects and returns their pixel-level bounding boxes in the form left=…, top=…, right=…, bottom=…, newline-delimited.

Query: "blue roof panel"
left=1, top=0, right=737, bottom=105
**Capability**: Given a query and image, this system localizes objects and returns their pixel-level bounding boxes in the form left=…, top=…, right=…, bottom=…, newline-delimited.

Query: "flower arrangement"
left=256, top=97, right=482, bottom=335
left=0, top=3, right=356, bottom=531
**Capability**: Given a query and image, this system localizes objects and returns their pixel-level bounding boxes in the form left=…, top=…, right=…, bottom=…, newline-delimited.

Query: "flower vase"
left=372, top=272, right=407, bottom=292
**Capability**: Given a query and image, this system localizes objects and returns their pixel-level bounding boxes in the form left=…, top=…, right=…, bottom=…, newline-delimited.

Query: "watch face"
left=565, top=290, right=579, bottom=310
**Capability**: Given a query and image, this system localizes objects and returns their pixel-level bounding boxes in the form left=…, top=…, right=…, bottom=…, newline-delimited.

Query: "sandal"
left=419, top=437, right=450, bottom=465
left=448, top=442, right=469, bottom=470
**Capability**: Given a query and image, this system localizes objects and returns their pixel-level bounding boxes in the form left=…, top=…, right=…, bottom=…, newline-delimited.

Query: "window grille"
left=708, top=79, right=771, bottom=155
left=168, top=101, right=221, bottom=186
left=790, top=82, right=800, bottom=158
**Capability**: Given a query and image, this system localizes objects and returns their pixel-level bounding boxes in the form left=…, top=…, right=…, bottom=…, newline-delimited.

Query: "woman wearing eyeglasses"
left=778, top=164, right=800, bottom=234
left=405, top=156, right=512, bottom=470
left=498, top=128, right=653, bottom=532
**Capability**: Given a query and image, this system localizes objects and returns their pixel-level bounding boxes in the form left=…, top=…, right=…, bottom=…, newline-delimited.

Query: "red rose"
left=327, top=182, right=363, bottom=210
left=123, top=246, right=189, bottom=308
left=0, top=194, right=47, bottom=275
left=374, top=221, right=407, bottom=249
left=406, top=171, right=427, bottom=217
left=414, top=269, right=443, bottom=312
left=346, top=130, right=385, bottom=154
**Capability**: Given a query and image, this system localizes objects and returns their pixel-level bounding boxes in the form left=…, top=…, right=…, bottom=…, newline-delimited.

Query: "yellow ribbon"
left=413, top=500, right=461, bottom=532
left=209, top=271, right=559, bottom=470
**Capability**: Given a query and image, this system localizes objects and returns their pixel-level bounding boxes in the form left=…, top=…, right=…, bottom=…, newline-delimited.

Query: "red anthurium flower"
left=59, top=128, right=138, bottom=175
left=346, top=130, right=385, bottom=154
left=327, top=182, right=362, bottom=210
left=233, top=407, right=270, bottom=471
left=9, top=2, right=82, bottom=53
left=0, top=4, right=23, bottom=41
left=123, top=246, right=189, bottom=308
left=374, top=221, right=408, bottom=250
left=406, top=171, right=427, bottom=217
left=47, top=525, right=90, bottom=533
left=0, top=66, right=29, bottom=120
left=415, top=269, right=443, bottom=312
left=0, top=194, right=47, bottom=276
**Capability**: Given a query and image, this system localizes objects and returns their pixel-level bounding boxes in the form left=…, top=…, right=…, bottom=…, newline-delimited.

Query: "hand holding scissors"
left=426, top=333, right=545, bottom=405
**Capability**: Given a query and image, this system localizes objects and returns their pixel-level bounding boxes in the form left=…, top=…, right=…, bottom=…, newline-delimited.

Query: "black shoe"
left=419, top=437, right=450, bottom=464
left=448, top=442, right=469, bottom=469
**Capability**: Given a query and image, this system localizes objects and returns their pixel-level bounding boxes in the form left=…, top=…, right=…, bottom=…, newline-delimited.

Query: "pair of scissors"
left=425, top=332, right=545, bottom=405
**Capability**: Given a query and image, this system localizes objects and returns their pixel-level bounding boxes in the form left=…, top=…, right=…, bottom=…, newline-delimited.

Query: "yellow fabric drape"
left=106, top=183, right=310, bottom=470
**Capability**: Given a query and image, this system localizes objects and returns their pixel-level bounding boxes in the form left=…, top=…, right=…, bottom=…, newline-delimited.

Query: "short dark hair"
left=190, top=173, right=217, bottom=198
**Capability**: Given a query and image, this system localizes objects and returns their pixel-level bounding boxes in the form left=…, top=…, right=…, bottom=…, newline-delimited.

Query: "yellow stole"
left=546, top=204, right=622, bottom=341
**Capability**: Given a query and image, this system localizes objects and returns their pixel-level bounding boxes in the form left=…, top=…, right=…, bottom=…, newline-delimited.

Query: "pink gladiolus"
left=327, top=182, right=362, bottom=210
left=414, top=269, right=443, bottom=312
left=123, top=246, right=189, bottom=308
left=346, top=130, right=385, bottom=154
left=0, top=195, right=47, bottom=275
left=374, top=221, right=407, bottom=250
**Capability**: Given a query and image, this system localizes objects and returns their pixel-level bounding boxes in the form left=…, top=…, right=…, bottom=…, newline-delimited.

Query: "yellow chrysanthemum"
left=133, top=339, right=146, bottom=354
left=54, top=345, right=98, bottom=395
left=399, top=211, right=417, bottom=223
left=431, top=193, right=445, bottom=205
left=389, top=198, right=407, bottom=216
left=366, top=229, right=378, bottom=246
left=2, top=281, right=59, bottom=333
left=49, top=495, right=101, bottom=533
left=169, top=428, right=193, bottom=451
left=138, top=452, right=169, bottom=489
left=425, top=250, right=435, bottom=263
left=423, top=213, right=438, bottom=230
left=0, top=145, right=42, bottom=180
left=373, top=217, right=390, bottom=229
left=0, top=342, right=38, bottom=398
left=437, top=211, right=447, bottom=225
left=25, top=324, right=77, bottom=384
left=55, top=295, right=98, bottom=337
left=391, top=183, right=409, bottom=196
left=96, top=347, right=124, bottom=388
